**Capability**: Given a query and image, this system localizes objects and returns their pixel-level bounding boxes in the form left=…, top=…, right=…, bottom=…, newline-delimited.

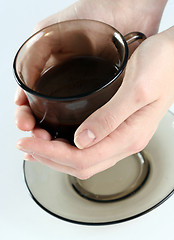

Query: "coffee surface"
left=34, top=56, right=118, bottom=98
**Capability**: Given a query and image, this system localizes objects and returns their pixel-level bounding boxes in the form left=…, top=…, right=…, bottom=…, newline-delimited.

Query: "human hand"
left=16, top=26, right=174, bottom=179
left=15, top=0, right=167, bottom=132
left=15, top=0, right=170, bottom=179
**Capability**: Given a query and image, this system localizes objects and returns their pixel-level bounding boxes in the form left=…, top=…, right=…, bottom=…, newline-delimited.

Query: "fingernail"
left=74, top=129, right=96, bottom=149
left=16, top=143, right=33, bottom=154
left=16, top=141, right=24, bottom=150
left=16, top=143, right=24, bottom=151
left=24, top=153, right=35, bottom=161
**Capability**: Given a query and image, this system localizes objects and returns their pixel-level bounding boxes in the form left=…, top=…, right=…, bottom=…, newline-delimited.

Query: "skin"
left=15, top=0, right=174, bottom=179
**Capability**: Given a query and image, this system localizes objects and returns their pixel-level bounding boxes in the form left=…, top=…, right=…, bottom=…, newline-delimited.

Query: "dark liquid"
left=34, top=56, right=118, bottom=98
left=34, top=56, right=119, bottom=142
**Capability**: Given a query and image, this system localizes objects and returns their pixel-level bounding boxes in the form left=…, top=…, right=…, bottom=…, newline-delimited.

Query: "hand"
left=74, top=27, right=174, bottom=149
left=16, top=26, right=174, bottom=179
left=15, top=0, right=167, bottom=108
left=15, top=0, right=168, bottom=131
left=15, top=0, right=173, bottom=179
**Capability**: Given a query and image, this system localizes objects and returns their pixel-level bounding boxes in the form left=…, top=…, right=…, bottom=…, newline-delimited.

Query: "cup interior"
left=14, top=20, right=128, bottom=99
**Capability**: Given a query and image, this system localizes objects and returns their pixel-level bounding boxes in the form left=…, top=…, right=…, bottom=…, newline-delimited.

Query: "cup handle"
left=124, top=32, right=146, bottom=57
left=124, top=32, right=146, bottom=45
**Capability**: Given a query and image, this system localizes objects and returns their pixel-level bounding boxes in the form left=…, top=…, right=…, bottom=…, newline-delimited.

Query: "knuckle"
left=73, top=159, right=89, bottom=170
left=75, top=170, right=92, bottom=180
left=130, top=137, right=149, bottom=153
left=33, top=21, right=45, bottom=33
left=134, top=81, right=151, bottom=104
left=101, top=111, right=117, bottom=134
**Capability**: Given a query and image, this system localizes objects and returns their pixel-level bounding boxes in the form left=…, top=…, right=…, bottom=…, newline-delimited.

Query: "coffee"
left=34, top=56, right=118, bottom=98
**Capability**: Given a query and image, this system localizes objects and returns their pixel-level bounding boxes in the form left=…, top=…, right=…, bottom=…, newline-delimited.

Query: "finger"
left=15, top=105, right=36, bottom=131
left=28, top=152, right=120, bottom=180
left=31, top=128, right=52, bottom=141
left=31, top=153, right=78, bottom=176
left=14, top=87, right=28, bottom=106
left=23, top=151, right=88, bottom=179
left=16, top=101, right=157, bottom=173
left=16, top=137, right=80, bottom=168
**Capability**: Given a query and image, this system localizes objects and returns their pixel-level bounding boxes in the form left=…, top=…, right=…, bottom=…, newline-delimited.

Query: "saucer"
left=23, top=111, right=174, bottom=225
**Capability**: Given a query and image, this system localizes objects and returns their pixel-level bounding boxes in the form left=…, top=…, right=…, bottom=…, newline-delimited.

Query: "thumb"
left=74, top=49, right=152, bottom=149
left=74, top=80, right=141, bottom=149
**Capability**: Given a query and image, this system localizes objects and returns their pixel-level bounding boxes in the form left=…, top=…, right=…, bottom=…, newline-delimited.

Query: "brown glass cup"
left=14, top=20, right=145, bottom=143
left=14, top=20, right=146, bottom=203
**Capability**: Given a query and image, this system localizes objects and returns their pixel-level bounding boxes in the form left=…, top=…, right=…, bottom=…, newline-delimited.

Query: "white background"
left=0, top=0, right=174, bottom=239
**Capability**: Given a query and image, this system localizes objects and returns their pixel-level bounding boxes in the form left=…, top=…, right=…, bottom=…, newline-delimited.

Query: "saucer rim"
left=23, top=170, right=174, bottom=226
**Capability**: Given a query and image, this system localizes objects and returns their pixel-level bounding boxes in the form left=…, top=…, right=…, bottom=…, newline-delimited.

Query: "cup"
left=14, top=19, right=146, bottom=202
left=14, top=19, right=145, bottom=142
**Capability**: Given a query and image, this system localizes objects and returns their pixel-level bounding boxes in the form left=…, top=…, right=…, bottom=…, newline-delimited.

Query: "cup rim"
left=13, top=19, right=129, bottom=101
